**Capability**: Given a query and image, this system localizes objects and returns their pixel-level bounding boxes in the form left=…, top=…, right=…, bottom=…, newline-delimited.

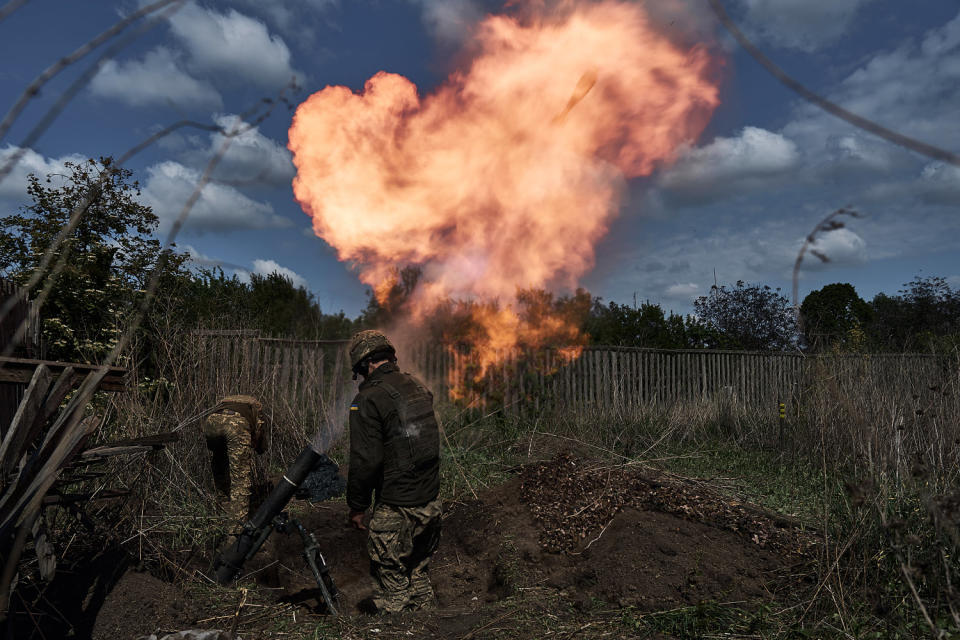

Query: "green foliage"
left=866, top=276, right=960, bottom=352
left=0, top=158, right=189, bottom=362
left=155, top=267, right=356, bottom=339
left=0, top=158, right=356, bottom=366
left=585, top=299, right=720, bottom=348
left=694, top=281, right=797, bottom=351
left=800, top=282, right=872, bottom=351
left=620, top=602, right=776, bottom=639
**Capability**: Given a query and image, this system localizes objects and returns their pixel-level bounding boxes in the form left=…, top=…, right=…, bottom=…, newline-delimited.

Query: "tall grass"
left=92, top=333, right=960, bottom=634
left=431, top=349, right=960, bottom=636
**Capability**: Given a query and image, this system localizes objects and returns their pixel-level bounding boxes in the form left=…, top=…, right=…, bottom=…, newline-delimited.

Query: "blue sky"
left=1, top=0, right=958, bottom=318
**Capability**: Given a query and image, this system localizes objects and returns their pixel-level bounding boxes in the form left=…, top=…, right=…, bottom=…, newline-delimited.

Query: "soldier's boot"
left=407, top=572, right=436, bottom=611
left=371, top=588, right=410, bottom=614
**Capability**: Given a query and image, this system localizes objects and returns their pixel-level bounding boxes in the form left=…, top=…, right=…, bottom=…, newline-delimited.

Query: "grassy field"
left=19, top=347, right=957, bottom=639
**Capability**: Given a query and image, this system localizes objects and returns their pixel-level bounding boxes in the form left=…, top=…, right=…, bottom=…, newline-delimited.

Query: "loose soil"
left=86, top=453, right=816, bottom=638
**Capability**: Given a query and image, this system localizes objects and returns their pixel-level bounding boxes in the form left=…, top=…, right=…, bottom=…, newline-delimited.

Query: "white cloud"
left=183, top=244, right=219, bottom=267
left=0, top=146, right=86, bottom=203
left=167, top=2, right=304, bottom=88
left=664, top=282, right=701, bottom=300
left=141, top=161, right=292, bottom=234
left=237, top=259, right=309, bottom=289
left=916, top=163, right=960, bottom=205
left=658, top=127, right=799, bottom=204
left=195, top=114, right=295, bottom=188
left=252, top=259, right=309, bottom=289
left=735, top=0, right=876, bottom=52
left=803, top=228, right=868, bottom=270
left=652, top=11, right=960, bottom=209
left=89, top=47, right=221, bottom=109
left=784, top=11, right=960, bottom=155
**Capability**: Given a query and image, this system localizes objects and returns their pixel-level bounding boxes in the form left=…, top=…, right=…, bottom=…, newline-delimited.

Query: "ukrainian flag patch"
left=350, top=403, right=359, bottom=411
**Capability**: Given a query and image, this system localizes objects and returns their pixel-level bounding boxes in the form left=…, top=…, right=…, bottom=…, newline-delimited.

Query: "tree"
left=866, top=276, right=960, bottom=352
left=586, top=300, right=694, bottom=348
left=800, top=283, right=872, bottom=351
left=694, top=281, right=796, bottom=351
left=0, top=158, right=188, bottom=362
left=154, top=267, right=357, bottom=339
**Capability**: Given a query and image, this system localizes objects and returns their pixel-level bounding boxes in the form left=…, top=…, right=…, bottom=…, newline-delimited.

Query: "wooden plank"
left=282, top=347, right=295, bottom=404
left=229, top=338, right=241, bottom=391
left=192, top=329, right=260, bottom=337
left=297, top=345, right=316, bottom=406
left=250, top=339, right=262, bottom=388
left=612, top=351, right=620, bottom=408
left=637, top=351, right=644, bottom=406
left=24, top=366, right=77, bottom=454
left=214, top=338, right=227, bottom=394
left=0, top=365, right=52, bottom=476
left=699, top=353, right=706, bottom=400
left=0, top=369, right=107, bottom=529
left=0, top=357, right=126, bottom=392
left=642, top=351, right=648, bottom=406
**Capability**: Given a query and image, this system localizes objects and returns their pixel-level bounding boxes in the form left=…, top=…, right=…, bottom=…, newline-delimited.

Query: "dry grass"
left=66, top=339, right=960, bottom=636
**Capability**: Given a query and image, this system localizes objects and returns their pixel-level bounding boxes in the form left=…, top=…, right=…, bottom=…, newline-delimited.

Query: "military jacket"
left=347, top=362, right=440, bottom=511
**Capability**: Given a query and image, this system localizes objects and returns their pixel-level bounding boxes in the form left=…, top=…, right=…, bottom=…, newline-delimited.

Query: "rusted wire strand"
left=0, top=85, right=296, bottom=356
left=0, top=0, right=183, bottom=145
left=707, top=0, right=960, bottom=167
left=0, top=0, right=187, bottom=185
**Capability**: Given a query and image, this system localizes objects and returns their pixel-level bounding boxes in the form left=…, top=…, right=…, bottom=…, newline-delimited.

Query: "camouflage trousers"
left=202, top=412, right=254, bottom=522
left=367, top=499, right=442, bottom=613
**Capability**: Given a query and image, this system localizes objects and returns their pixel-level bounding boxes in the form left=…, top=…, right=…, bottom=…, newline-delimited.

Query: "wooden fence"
left=190, top=331, right=351, bottom=431
left=0, top=279, right=41, bottom=438
left=403, top=345, right=954, bottom=413
left=189, top=333, right=956, bottom=418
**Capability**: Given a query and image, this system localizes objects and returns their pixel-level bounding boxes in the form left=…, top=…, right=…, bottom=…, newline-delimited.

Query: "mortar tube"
left=213, top=443, right=322, bottom=584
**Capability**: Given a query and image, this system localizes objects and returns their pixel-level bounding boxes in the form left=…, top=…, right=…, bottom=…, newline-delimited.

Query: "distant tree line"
left=2, top=157, right=957, bottom=365
left=801, top=277, right=960, bottom=353
left=0, top=158, right=356, bottom=363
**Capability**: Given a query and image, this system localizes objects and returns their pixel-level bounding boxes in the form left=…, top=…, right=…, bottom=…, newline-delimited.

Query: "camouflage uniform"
left=203, top=395, right=264, bottom=522
left=367, top=499, right=442, bottom=612
left=347, top=331, right=442, bottom=613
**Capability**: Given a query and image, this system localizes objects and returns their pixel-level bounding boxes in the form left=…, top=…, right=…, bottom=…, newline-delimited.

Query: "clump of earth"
left=88, top=453, right=815, bottom=638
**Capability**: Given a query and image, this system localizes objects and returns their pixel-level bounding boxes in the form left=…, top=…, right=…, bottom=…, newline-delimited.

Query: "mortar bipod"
left=272, top=512, right=340, bottom=616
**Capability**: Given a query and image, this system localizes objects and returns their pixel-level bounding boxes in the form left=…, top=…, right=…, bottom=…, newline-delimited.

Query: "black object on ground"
left=295, top=454, right=346, bottom=503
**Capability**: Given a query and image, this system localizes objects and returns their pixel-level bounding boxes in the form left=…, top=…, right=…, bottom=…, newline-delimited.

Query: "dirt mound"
left=83, top=453, right=813, bottom=636
left=521, top=453, right=814, bottom=556
left=250, top=454, right=809, bottom=615
left=550, top=508, right=782, bottom=609
left=92, top=570, right=200, bottom=640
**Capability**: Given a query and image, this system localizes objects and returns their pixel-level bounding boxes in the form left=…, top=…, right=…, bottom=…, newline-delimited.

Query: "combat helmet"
left=349, top=330, right=396, bottom=377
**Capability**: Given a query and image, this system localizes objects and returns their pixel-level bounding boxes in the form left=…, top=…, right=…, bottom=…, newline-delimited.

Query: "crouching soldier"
left=203, top=394, right=266, bottom=522
left=346, top=330, right=442, bottom=613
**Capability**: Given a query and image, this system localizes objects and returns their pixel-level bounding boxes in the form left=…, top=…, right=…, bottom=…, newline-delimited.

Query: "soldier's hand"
left=348, top=509, right=367, bottom=531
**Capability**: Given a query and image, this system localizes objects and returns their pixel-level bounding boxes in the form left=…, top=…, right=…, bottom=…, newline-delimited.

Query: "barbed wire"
left=707, top=0, right=960, bottom=167
left=0, top=0, right=183, bottom=146
left=0, top=82, right=299, bottom=359
left=0, top=0, right=28, bottom=25
left=0, top=0, right=187, bottom=186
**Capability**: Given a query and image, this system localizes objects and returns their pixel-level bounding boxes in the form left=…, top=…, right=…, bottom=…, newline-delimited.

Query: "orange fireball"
left=289, top=0, right=720, bottom=377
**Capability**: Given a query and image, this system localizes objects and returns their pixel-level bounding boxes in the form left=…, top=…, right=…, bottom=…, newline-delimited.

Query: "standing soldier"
left=203, top=394, right=266, bottom=522
left=346, top=330, right=442, bottom=613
